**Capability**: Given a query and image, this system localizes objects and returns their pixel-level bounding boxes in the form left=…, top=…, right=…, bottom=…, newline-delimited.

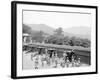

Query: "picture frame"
left=11, top=1, right=98, bottom=79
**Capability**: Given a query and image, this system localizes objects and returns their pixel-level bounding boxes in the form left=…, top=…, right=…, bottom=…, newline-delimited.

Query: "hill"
left=25, top=24, right=91, bottom=39
left=28, top=24, right=54, bottom=35
left=63, top=27, right=91, bottom=39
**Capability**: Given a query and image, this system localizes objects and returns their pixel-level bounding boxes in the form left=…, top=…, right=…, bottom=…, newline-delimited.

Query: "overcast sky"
left=23, top=10, right=92, bottom=29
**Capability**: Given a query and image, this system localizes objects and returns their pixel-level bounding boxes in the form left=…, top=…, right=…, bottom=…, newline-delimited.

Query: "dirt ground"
left=22, top=51, right=89, bottom=70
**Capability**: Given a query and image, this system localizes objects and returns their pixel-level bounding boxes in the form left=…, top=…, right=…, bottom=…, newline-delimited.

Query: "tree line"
left=23, top=24, right=90, bottom=48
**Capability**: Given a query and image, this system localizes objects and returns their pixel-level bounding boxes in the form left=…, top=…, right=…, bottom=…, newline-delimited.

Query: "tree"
left=54, top=27, right=64, bottom=37
left=23, top=24, right=32, bottom=34
left=68, top=37, right=76, bottom=46
left=74, top=38, right=82, bottom=46
left=63, top=36, right=70, bottom=45
left=44, top=35, right=57, bottom=44
left=80, top=39, right=91, bottom=48
left=31, top=31, right=45, bottom=43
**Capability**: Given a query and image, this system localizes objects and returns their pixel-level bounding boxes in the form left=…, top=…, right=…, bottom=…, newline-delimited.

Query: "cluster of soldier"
left=28, top=48, right=81, bottom=69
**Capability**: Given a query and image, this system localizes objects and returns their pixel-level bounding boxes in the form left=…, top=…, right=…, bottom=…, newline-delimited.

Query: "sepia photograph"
left=11, top=1, right=97, bottom=79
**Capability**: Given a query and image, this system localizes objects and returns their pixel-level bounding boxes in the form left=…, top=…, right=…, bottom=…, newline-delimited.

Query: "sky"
left=23, top=10, right=92, bottom=29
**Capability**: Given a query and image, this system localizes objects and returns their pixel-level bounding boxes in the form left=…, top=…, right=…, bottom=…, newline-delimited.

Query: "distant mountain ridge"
left=28, top=24, right=54, bottom=34
left=25, top=24, right=91, bottom=39
left=63, top=27, right=91, bottom=35
left=63, top=27, right=91, bottom=39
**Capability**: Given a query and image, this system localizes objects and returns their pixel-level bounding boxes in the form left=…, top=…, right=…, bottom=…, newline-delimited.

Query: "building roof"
left=23, top=33, right=30, bottom=37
